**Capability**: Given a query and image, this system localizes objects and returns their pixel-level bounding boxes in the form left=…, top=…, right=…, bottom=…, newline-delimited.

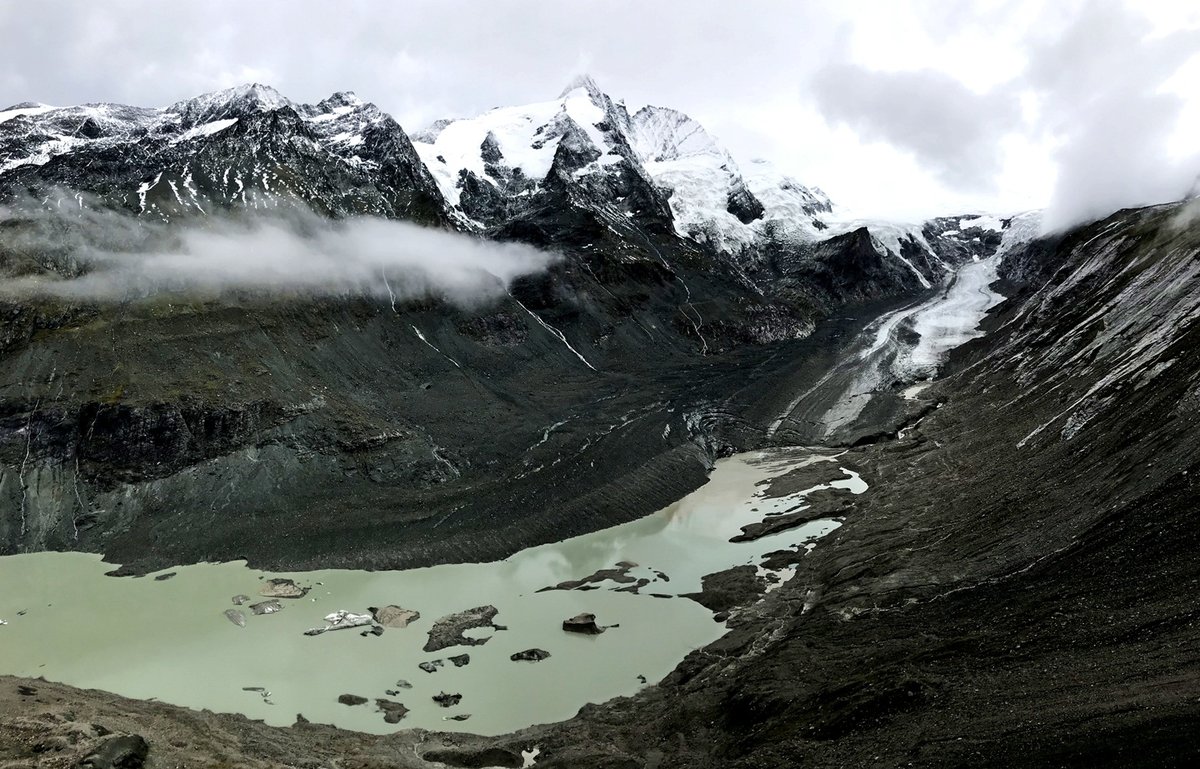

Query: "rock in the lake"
left=432, top=691, right=463, bottom=708
left=370, top=605, right=421, bottom=628
left=79, top=734, right=149, bottom=769
left=449, top=654, right=470, bottom=667
left=259, top=578, right=309, bottom=598
left=153, top=571, right=176, bottom=581
left=562, top=612, right=604, bottom=634
left=447, top=714, right=471, bottom=721
left=232, top=594, right=250, bottom=605
left=614, top=577, right=652, bottom=594
left=375, top=698, right=409, bottom=724
left=304, top=609, right=374, bottom=636
left=394, top=679, right=413, bottom=689
left=360, top=625, right=385, bottom=637
left=419, top=660, right=444, bottom=674
left=223, top=609, right=247, bottom=627
left=423, top=605, right=502, bottom=652
left=249, top=600, right=282, bottom=615
left=538, top=562, right=639, bottom=592
left=510, top=648, right=551, bottom=662
left=337, top=694, right=368, bottom=706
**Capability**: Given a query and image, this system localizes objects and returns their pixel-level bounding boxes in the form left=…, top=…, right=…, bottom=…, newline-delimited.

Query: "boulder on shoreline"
left=259, top=578, right=309, bottom=599
left=79, top=734, right=149, bottom=769
left=681, top=565, right=768, bottom=615
left=375, top=698, right=409, bottom=723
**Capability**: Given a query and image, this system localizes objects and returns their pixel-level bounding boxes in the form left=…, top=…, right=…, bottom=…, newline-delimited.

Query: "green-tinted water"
left=0, top=449, right=863, bottom=735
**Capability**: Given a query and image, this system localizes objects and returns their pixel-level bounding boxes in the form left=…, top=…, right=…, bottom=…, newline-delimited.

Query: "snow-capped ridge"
left=411, top=75, right=640, bottom=215
left=0, top=84, right=448, bottom=223
left=0, top=103, right=57, bottom=125
left=630, top=106, right=726, bottom=163
left=318, top=91, right=364, bottom=110
left=558, top=73, right=605, bottom=100
left=169, top=83, right=292, bottom=127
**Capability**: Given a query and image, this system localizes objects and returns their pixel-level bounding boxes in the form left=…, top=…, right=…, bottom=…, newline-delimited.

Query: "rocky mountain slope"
left=0, top=84, right=449, bottom=223
left=0, top=81, right=1022, bottom=573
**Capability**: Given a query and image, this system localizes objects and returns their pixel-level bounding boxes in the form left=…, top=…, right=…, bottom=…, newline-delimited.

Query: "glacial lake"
left=0, top=449, right=865, bottom=735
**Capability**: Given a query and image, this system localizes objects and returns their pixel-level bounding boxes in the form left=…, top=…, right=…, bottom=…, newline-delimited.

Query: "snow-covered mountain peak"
left=630, top=106, right=726, bottom=163
left=169, top=83, right=292, bottom=127
left=0, top=103, right=57, bottom=125
left=411, top=76, right=639, bottom=215
left=558, top=73, right=605, bottom=101
left=317, top=91, right=364, bottom=110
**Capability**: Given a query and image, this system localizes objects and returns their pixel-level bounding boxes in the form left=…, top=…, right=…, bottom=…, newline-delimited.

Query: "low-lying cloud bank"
left=811, top=0, right=1200, bottom=232
left=0, top=199, right=555, bottom=305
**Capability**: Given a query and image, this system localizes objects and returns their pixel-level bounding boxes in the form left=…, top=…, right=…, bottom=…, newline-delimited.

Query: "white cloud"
left=0, top=202, right=555, bottom=305
left=0, top=0, right=1197, bottom=225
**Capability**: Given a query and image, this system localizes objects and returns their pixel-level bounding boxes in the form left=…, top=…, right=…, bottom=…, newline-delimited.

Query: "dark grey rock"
left=374, top=698, right=408, bottom=724
left=259, top=578, right=308, bottom=598
left=249, top=600, right=282, bottom=615
left=424, top=605, right=501, bottom=652
left=562, top=612, right=604, bottom=635
left=432, top=691, right=463, bottom=708
left=510, top=648, right=551, bottom=662
left=78, top=734, right=148, bottom=768
left=681, top=565, right=768, bottom=614
left=370, top=605, right=420, bottom=628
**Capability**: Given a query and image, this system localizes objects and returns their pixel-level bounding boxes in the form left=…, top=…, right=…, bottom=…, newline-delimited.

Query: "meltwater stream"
left=0, top=449, right=865, bottom=736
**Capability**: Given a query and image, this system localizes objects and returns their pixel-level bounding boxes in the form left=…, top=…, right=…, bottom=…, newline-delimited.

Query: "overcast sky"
left=2, top=0, right=1198, bottom=225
